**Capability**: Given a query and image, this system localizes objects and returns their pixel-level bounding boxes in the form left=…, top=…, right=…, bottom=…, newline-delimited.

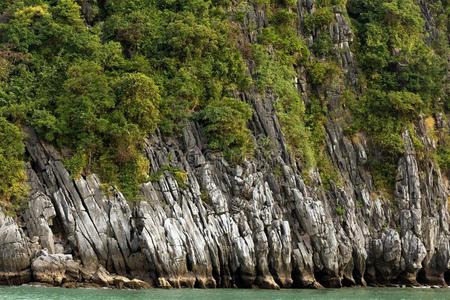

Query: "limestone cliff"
left=0, top=0, right=448, bottom=289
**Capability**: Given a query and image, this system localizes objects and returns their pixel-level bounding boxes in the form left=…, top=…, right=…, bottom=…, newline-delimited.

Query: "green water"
left=0, top=286, right=449, bottom=300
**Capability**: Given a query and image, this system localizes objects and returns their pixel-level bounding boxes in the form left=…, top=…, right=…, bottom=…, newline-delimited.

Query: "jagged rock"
left=23, top=167, right=56, bottom=254
left=295, top=196, right=340, bottom=286
left=112, top=275, right=130, bottom=288
left=91, top=266, right=114, bottom=286
left=31, top=252, right=80, bottom=285
left=125, top=278, right=152, bottom=289
left=158, top=277, right=172, bottom=288
left=401, top=231, right=427, bottom=284
left=292, top=237, right=316, bottom=287
left=12, top=77, right=449, bottom=291
left=0, top=1, right=448, bottom=290
left=0, top=210, right=32, bottom=284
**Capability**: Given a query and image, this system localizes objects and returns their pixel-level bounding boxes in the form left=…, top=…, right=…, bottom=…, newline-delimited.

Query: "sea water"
left=0, top=286, right=449, bottom=300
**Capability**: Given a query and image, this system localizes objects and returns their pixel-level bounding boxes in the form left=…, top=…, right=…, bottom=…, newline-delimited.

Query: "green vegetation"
left=197, top=98, right=254, bottom=163
left=302, top=1, right=344, bottom=187
left=0, top=0, right=253, bottom=202
left=304, top=6, right=334, bottom=33
left=306, top=95, right=343, bottom=189
left=251, top=1, right=316, bottom=170
left=103, top=0, right=252, bottom=135
left=335, top=205, right=346, bottom=216
left=0, top=0, right=447, bottom=209
left=347, top=0, right=449, bottom=192
left=0, top=117, right=28, bottom=213
left=149, top=165, right=188, bottom=189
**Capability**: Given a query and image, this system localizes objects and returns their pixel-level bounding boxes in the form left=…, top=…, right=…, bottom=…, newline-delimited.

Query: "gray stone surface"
left=0, top=0, right=448, bottom=289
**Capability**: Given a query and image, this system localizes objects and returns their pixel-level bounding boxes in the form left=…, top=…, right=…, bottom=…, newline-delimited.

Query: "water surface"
left=0, top=286, right=449, bottom=300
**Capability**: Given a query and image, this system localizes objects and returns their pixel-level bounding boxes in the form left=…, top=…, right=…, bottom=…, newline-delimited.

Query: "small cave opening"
left=352, top=265, right=365, bottom=286
left=48, top=215, right=69, bottom=254
left=341, top=276, right=355, bottom=287
left=314, top=270, right=328, bottom=287
left=314, top=270, right=342, bottom=288
left=234, top=268, right=254, bottom=288
left=416, top=268, right=427, bottom=285
left=290, top=268, right=304, bottom=288
left=444, top=270, right=450, bottom=286
left=185, top=253, right=193, bottom=272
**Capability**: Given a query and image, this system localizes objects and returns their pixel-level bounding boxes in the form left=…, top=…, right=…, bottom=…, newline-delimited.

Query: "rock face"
left=7, top=117, right=447, bottom=289
left=31, top=251, right=80, bottom=285
left=0, top=0, right=448, bottom=289
left=30, top=249, right=150, bottom=288
left=0, top=210, right=31, bottom=284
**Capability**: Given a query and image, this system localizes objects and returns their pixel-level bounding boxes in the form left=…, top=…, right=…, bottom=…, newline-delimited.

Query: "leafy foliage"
left=347, top=0, right=448, bottom=191
left=0, top=117, right=27, bottom=213
left=0, top=0, right=253, bottom=201
left=0, top=0, right=447, bottom=207
left=198, top=98, right=254, bottom=163
left=250, top=1, right=317, bottom=170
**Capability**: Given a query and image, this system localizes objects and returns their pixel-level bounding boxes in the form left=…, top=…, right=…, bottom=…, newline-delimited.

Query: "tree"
left=115, top=73, right=160, bottom=133
left=198, top=98, right=254, bottom=163
left=0, top=117, right=27, bottom=213
left=56, top=60, right=114, bottom=152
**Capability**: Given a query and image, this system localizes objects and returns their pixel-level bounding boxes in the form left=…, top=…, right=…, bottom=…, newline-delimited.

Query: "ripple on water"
left=0, top=286, right=449, bottom=300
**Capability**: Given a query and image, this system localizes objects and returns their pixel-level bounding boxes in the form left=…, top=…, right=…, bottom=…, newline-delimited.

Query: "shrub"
left=436, top=146, right=450, bottom=176
left=197, top=98, right=254, bottom=163
left=271, top=9, right=297, bottom=27
left=335, top=205, right=345, bottom=216
left=346, top=0, right=448, bottom=192
left=306, top=59, right=340, bottom=87
left=311, top=31, right=334, bottom=57
left=0, top=118, right=28, bottom=213
left=114, top=73, right=161, bottom=134
left=304, top=7, right=334, bottom=33
left=64, top=150, right=88, bottom=179
left=275, top=91, right=316, bottom=170
left=387, top=91, right=423, bottom=116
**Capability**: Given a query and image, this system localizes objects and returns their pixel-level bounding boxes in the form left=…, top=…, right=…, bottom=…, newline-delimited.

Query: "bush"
left=311, top=31, right=334, bottom=57
left=56, top=60, right=114, bottom=151
left=387, top=91, right=423, bottom=116
left=304, top=7, right=334, bottom=33
left=64, top=150, right=88, bottom=179
left=306, top=59, right=340, bottom=87
left=346, top=0, right=448, bottom=192
left=271, top=9, right=297, bottom=27
left=335, top=205, right=345, bottom=216
left=114, top=73, right=161, bottom=134
left=0, top=118, right=28, bottom=213
left=436, top=145, right=450, bottom=176
left=197, top=98, right=254, bottom=163
left=275, top=89, right=316, bottom=170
